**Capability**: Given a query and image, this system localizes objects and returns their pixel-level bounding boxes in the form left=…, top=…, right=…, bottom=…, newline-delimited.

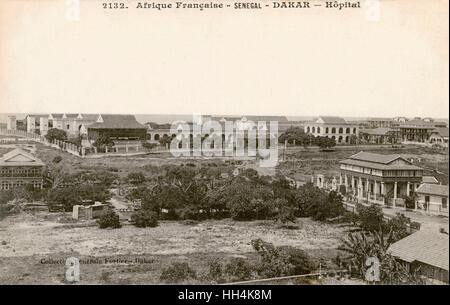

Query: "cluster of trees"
left=159, top=239, right=316, bottom=284
left=278, top=127, right=336, bottom=149
left=339, top=204, right=423, bottom=284
left=45, top=128, right=67, bottom=143
left=125, top=165, right=345, bottom=223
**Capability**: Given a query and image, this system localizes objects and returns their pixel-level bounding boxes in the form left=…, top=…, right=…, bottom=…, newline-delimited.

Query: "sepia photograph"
left=0, top=0, right=448, bottom=294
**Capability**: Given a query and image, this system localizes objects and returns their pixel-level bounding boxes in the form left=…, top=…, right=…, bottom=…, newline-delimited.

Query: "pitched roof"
left=87, top=114, right=146, bottom=129
left=360, top=127, right=394, bottom=136
left=422, top=176, right=439, bottom=184
left=431, top=127, right=449, bottom=138
left=340, top=151, right=423, bottom=171
left=388, top=231, right=449, bottom=271
left=316, top=116, right=348, bottom=124
left=416, top=183, right=449, bottom=197
left=348, top=151, right=406, bottom=164
left=0, top=148, right=45, bottom=167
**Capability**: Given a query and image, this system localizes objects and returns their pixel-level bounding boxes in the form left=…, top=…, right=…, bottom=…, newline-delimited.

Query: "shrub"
left=127, top=172, right=146, bottom=185
left=207, top=259, right=224, bottom=283
left=385, top=213, right=411, bottom=241
left=277, top=246, right=315, bottom=275
left=224, top=258, right=253, bottom=282
left=251, top=239, right=294, bottom=278
left=97, top=210, right=121, bottom=229
left=160, top=262, right=197, bottom=283
left=131, top=209, right=158, bottom=228
left=356, top=203, right=384, bottom=232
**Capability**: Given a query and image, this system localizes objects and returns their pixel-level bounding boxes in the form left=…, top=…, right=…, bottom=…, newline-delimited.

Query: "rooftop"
left=388, top=231, right=449, bottom=271
left=360, top=127, right=394, bottom=136
left=0, top=148, right=45, bottom=167
left=340, top=151, right=423, bottom=171
left=416, top=183, right=449, bottom=197
left=88, top=114, right=147, bottom=130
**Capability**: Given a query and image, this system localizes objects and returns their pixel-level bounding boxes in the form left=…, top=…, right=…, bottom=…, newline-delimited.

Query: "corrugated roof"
left=388, top=231, right=449, bottom=271
left=416, top=183, right=449, bottom=197
left=0, top=148, right=45, bottom=167
left=422, top=176, right=439, bottom=184
left=360, top=127, right=394, bottom=136
left=349, top=151, right=405, bottom=164
left=340, top=158, right=423, bottom=171
left=88, top=114, right=146, bottom=129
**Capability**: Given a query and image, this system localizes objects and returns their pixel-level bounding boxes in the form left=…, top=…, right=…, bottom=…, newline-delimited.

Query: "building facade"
left=87, top=114, right=147, bottom=143
left=0, top=148, right=45, bottom=190
left=415, top=183, right=449, bottom=215
left=339, top=151, right=424, bottom=206
left=304, top=116, right=359, bottom=144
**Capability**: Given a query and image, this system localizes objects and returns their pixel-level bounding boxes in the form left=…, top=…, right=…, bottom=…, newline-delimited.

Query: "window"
left=67, top=124, right=70, bottom=130
left=442, top=198, right=448, bottom=209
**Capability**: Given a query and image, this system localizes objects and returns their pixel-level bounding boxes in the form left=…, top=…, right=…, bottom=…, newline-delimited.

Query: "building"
left=415, top=183, right=449, bottom=215
left=339, top=151, right=424, bottom=206
left=359, top=127, right=398, bottom=144
left=388, top=230, right=449, bottom=283
left=396, top=119, right=436, bottom=143
left=304, top=116, right=359, bottom=144
left=87, top=114, right=147, bottom=143
left=429, top=127, right=449, bottom=147
left=0, top=148, right=45, bottom=190
left=48, top=113, right=99, bottom=138
left=365, top=117, right=394, bottom=128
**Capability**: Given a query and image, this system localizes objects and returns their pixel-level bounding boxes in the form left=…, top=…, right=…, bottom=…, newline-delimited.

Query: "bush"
left=131, top=209, right=158, bottom=228
left=356, top=203, right=384, bottom=232
left=207, top=259, right=225, bottom=283
left=160, top=262, right=197, bottom=283
left=385, top=213, right=411, bottom=241
left=127, top=172, right=146, bottom=185
left=97, top=210, right=121, bottom=229
left=277, top=246, right=316, bottom=275
left=251, top=239, right=294, bottom=278
left=225, top=258, right=254, bottom=282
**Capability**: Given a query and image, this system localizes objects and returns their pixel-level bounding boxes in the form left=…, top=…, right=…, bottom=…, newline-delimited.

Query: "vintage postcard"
left=0, top=0, right=448, bottom=293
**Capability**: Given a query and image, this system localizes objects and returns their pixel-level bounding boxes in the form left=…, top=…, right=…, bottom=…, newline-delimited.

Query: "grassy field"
left=0, top=210, right=350, bottom=284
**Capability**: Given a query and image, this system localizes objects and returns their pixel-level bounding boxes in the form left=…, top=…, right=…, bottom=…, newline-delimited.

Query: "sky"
left=0, top=0, right=448, bottom=119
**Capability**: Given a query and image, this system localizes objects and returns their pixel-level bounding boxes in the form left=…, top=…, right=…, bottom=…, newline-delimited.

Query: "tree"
left=339, top=230, right=423, bottom=284
left=315, top=136, right=336, bottom=149
left=356, top=203, right=384, bottom=232
left=131, top=209, right=158, bottom=228
left=97, top=210, right=121, bottom=229
left=45, top=128, right=67, bottom=143
left=93, top=134, right=113, bottom=149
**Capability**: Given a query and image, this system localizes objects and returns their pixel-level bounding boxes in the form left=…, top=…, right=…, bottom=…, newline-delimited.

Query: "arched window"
left=331, top=136, right=336, bottom=141
left=312, top=127, right=316, bottom=133
left=353, top=128, right=357, bottom=134
left=339, top=128, right=343, bottom=134
left=338, top=136, right=343, bottom=143
left=317, top=127, right=321, bottom=134
left=325, top=127, right=329, bottom=133
left=332, top=127, right=336, bottom=134
left=154, top=134, right=160, bottom=141
left=346, top=128, right=350, bottom=133
left=345, top=136, right=349, bottom=143
left=306, top=126, right=310, bottom=133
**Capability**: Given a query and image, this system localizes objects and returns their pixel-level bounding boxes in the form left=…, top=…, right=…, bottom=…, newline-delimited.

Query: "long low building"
left=87, top=114, right=147, bottom=142
left=304, top=116, right=359, bottom=144
left=340, top=151, right=424, bottom=206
